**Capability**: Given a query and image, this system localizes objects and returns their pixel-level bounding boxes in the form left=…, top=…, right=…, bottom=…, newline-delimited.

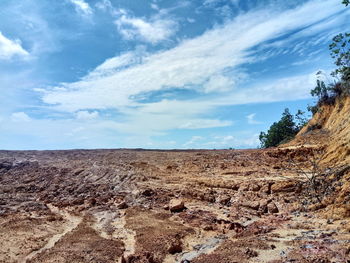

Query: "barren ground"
left=0, top=148, right=349, bottom=263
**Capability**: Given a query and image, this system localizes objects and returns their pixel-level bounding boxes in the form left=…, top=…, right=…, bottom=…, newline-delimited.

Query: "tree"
left=342, top=0, right=349, bottom=6
left=310, top=79, right=330, bottom=101
left=329, top=33, right=350, bottom=87
left=259, top=108, right=301, bottom=148
left=309, top=31, right=350, bottom=114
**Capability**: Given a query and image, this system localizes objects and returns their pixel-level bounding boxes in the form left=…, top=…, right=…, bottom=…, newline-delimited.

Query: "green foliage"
left=310, top=78, right=331, bottom=102
left=307, top=104, right=318, bottom=115
left=329, top=33, right=350, bottom=84
left=259, top=108, right=306, bottom=148
left=295, top=109, right=308, bottom=130
left=342, top=0, right=349, bottom=6
left=309, top=32, right=350, bottom=115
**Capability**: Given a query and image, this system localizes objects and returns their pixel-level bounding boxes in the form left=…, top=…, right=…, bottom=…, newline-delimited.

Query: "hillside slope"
left=286, top=96, right=350, bottom=165
left=284, top=96, right=350, bottom=219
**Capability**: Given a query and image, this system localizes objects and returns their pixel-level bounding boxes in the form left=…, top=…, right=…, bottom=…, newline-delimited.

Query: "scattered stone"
left=267, top=202, right=279, bottom=213
left=142, top=189, right=154, bottom=197
left=167, top=240, right=182, bottom=254
left=250, top=184, right=260, bottom=192
left=259, top=199, right=270, bottom=213
left=241, top=201, right=260, bottom=210
left=271, top=181, right=296, bottom=193
left=345, top=246, right=350, bottom=255
left=327, top=218, right=334, bottom=224
left=117, top=201, right=128, bottom=209
left=203, top=225, right=214, bottom=231
left=169, top=199, right=185, bottom=212
left=217, top=195, right=231, bottom=206
left=245, top=248, right=258, bottom=257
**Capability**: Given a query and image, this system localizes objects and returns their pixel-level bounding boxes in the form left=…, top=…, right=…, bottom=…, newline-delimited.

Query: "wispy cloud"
left=69, top=0, right=93, bottom=17
left=0, top=32, right=29, bottom=60
left=43, top=0, right=345, bottom=111
left=115, top=9, right=178, bottom=44
left=246, top=113, right=262, bottom=125
left=76, top=111, right=99, bottom=120
left=183, top=136, right=204, bottom=147
left=36, top=0, right=346, bottom=139
left=11, top=112, right=31, bottom=122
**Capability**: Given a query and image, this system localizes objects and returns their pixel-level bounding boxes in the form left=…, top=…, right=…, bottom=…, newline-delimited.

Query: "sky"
left=0, top=0, right=349, bottom=150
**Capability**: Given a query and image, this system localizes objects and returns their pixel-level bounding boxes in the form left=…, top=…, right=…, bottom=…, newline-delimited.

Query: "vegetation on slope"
left=259, top=2, right=350, bottom=148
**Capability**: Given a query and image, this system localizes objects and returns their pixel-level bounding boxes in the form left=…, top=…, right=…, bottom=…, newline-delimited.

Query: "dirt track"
left=0, top=148, right=349, bottom=263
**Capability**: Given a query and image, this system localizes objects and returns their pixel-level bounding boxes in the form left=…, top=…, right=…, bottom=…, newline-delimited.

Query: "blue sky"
left=0, top=0, right=348, bottom=150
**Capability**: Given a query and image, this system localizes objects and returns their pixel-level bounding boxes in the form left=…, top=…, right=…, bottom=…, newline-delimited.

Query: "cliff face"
left=287, top=96, right=350, bottom=219
left=288, top=96, right=350, bottom=165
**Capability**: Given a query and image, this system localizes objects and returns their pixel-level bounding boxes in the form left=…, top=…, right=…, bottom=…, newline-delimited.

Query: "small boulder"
left=217, top=195, right=231, bottom=206
left=167, top=240, right=182, bottom=254
left=267, top=202, right=279, bottom=213
left=271, top=181, right=296, bottom=193
left=169, top=199, right=185, bottom=212
left=142, top=189, right=154, bottom=197
left=259, top=200, right=269, bottom=214
left=241, top=201, right=260, bottom=210
left=117, top=201, right=128, bottom=209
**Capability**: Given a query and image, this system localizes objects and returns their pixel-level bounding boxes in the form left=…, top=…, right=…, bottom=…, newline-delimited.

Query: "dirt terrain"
left=0, top=98, right=349, bottom=263
left=0, top=146, right=349, bottom=263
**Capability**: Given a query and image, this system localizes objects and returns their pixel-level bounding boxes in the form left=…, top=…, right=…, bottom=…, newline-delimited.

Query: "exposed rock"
left=240, top=201, right=260, bottom=210
left=142, top=189, right=154, bottom=197
left=267, top=202, right=279, bottom=213
left=169, top=199, right=185, bottom=212
left=259, top=199, right=269, bottom=213
left=167, top=240, right=182, bottom=254
left=271, top=181, right=296, bottom=193
left=117, top=201, right=128, bottom=209
left=245, top=248, right=258, bottom=258
left=217, top=195, right=231, bottom=206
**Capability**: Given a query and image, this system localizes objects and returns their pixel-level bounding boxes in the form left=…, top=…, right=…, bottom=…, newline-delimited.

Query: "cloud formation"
left=0, top=32, right=29, bottom=60
left=69, top=0, right=93, bottom=16
left=76, top=111, right=99, bottom=120
left=36, top=0, right=347, bottom=140
left=115, top=10, right=178, bottom=44
left=43, top=0, right=345, bottom=112
left=246, top=113, right=262, bottom=125
left=11, top=112, right=31, bottom=122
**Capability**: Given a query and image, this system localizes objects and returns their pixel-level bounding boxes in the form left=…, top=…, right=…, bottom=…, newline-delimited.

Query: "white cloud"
left=43, top=0, right=343, bottom=111
left=203, top=74, right=236, bottom=93
left=183, top=136, right=204, bottom=147
left=11, top=112, right=31, bottom=122
left=187, top=18, right=195, bottom=23
left=40, top=0, right=344, bottom=137
left=75, top=111, right=99, bottom=120
left=0, top=32, right=29, bottom=60
left=95, top=0, right=119, bottom=16
left=246, top=113, right=262, bottom=125
left=115, top=11, right=178, bottom=44
left=96, top=0, right=113, bottom=11
left=203, top=135, right=235, bottom=147
left=69, top=0, right=93, bottom=16
left=178, top=119, right=232, bottom=129
left=150, top=3, right=159, bottom=11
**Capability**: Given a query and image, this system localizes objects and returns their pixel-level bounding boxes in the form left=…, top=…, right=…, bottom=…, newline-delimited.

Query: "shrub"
left=259, top=108, right=305, bottom=148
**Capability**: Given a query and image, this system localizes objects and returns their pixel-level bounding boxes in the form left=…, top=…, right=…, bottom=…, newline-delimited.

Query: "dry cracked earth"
left=0, top=148, right=349, bottom=263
